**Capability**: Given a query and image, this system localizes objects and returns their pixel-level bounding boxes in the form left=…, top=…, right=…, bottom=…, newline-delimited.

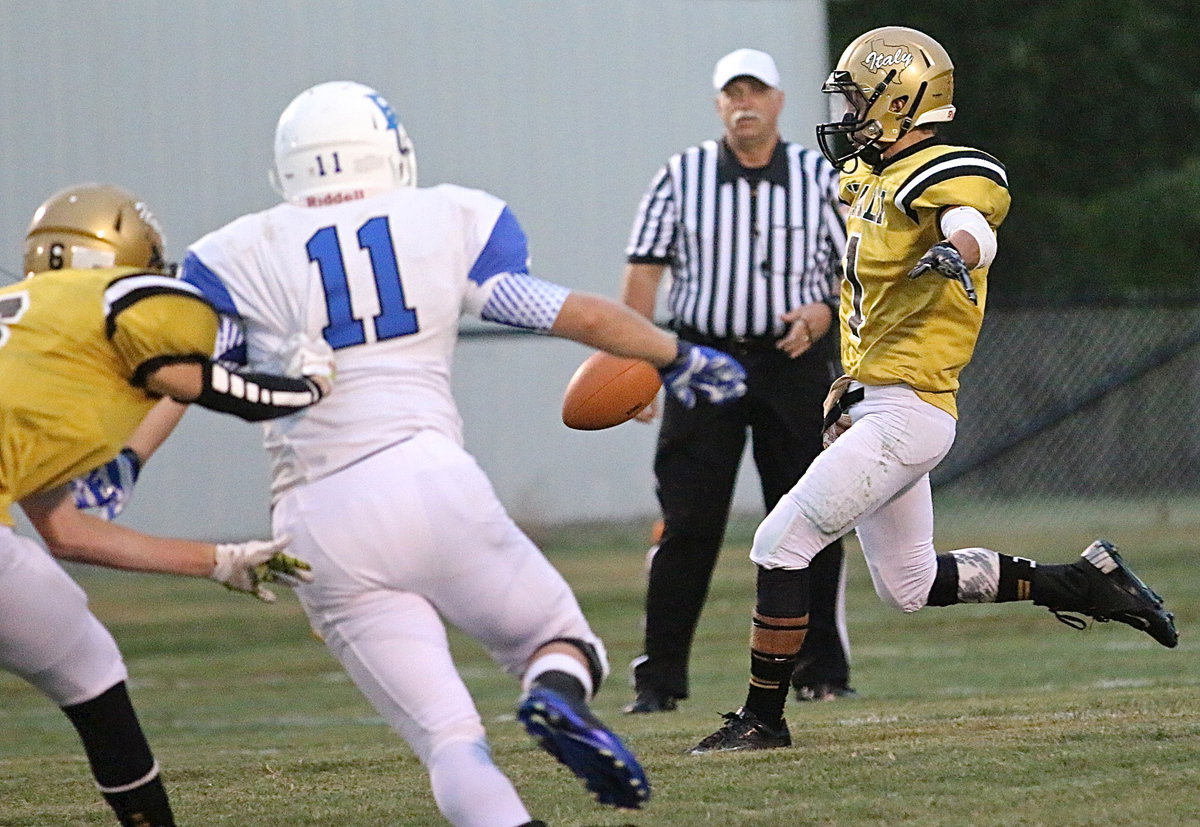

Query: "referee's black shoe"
left=792, top=681, right=858, bottom=702
left=1036, top=540, right=1178, bottom=648
left=623, top=688, right=680, bottom=714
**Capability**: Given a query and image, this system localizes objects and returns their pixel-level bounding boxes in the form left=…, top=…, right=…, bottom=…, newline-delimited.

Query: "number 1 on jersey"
left=307, top=216, right=419, bottom=349
left=844, top=232, right=864, bottom=342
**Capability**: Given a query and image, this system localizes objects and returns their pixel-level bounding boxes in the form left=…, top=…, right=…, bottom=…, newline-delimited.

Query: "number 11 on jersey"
left=306, top=215, right=419, bottom=349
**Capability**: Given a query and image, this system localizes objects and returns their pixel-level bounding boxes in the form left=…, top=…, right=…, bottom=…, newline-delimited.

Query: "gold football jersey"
left=838, top=140, right=1010, bottom=417
left=0, top=267, right=218, bottom=524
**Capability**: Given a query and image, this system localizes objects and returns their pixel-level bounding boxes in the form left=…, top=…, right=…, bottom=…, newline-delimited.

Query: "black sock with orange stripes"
left=743, top=566, right=810, bottom=729
left=744, top=620, right=803, bottom=729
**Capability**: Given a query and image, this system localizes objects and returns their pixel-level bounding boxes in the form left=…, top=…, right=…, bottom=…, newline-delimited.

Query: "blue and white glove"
left=907, top=240, right=978, bottom=305
left=659, top=340, right=748, bottom=409
left=70, top=447, right=142, bottom=520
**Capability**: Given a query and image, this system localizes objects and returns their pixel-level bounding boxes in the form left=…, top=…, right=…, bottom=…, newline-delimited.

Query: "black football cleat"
left=623, top=688, right=680, bottom=714
left=517, top=687, right=651, bottom=809
left=1040, top=540, right=1178, bottom=648
left=791, top=655, right=856, bottom=701
left=688, top=707, right=791, bottom=755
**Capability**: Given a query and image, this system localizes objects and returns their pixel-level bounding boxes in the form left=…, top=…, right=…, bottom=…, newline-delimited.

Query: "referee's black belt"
left=673, top=325, right=779, bottom=357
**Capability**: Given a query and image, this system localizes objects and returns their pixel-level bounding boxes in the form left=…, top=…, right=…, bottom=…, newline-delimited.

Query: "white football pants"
left=0, top=526, right=127, bottom=706
left=274, top=430, right=605, bottom=827
left=750, top=383, right=958, bottom=612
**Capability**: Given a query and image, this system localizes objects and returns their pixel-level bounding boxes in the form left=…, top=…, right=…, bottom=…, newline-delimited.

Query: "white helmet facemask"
left=270, top=81, right=417, bottom=206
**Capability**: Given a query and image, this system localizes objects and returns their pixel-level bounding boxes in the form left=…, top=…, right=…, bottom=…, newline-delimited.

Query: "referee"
left=621, top=48, right=853, bottom=713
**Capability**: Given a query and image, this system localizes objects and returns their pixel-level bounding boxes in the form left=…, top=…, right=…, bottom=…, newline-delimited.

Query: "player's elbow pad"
left=192, top=362, right=325, bottom=422
left=940, top=206, right=997, bottom=269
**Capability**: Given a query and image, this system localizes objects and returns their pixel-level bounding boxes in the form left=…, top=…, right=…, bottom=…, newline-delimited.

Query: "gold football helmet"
left=23, top=184, right=168, bottom=277
left=817, top=26, right=955, bottom=170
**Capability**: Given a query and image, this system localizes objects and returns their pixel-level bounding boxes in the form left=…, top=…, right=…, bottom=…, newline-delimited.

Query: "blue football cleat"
left=517, top=687, right=651, bottom=809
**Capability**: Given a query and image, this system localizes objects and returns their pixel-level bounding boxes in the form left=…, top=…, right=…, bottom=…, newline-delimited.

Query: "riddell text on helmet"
left=306, top=190, right=366, bottom=207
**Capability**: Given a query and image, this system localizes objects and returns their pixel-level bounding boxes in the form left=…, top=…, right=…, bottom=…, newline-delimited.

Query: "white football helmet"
left=271, top=81, right=417, bottom=206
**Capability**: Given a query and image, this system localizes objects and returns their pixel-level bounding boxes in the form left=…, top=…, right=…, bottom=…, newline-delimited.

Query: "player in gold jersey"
left=692, top=26, right=1177, bottom=754
left=835, top=141, right=1009, bottom=417
left=0, top=184, right=329, bottom=825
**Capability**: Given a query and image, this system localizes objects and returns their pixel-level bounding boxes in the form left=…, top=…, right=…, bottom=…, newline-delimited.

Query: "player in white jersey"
left=177, top=81, right=747, bottom=826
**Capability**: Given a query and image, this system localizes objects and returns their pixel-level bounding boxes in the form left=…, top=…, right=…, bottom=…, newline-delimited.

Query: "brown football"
left=562, top=351, right=662, bottom=430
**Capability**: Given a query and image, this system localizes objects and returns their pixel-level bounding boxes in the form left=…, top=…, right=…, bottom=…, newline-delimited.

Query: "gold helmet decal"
left=817, top=26, right=955, bottom=171
left=23, top=183, right=168, bottom=277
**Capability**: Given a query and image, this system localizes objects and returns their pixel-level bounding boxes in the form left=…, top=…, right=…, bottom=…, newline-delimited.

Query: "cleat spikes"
left=517, top=687, right=651, bottom=809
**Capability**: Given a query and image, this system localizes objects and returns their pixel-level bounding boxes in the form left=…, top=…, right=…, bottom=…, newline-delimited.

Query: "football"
left=562, top=351, right=662, bottom=430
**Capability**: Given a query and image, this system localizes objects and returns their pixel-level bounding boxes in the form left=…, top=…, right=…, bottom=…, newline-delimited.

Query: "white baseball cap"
left=712, top=48, right=781, bottom=91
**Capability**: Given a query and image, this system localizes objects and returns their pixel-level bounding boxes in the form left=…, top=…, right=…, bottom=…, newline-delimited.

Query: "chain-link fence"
left=934, top=301, right=1200, bottom=510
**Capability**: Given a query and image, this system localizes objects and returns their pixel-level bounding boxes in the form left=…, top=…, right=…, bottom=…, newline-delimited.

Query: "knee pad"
left=26, top=621, right=127, bottom=707
left=750, top=500, right=832, bottom=569
left=755, top=565, right=810, bottom=618
left=425, top=723, right=490, bottom=768
left=872, top=579, right=927, bottom=613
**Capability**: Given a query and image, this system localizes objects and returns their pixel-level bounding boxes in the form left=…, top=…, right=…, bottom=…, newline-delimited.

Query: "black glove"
left=907, top=241, right=978, bottom=305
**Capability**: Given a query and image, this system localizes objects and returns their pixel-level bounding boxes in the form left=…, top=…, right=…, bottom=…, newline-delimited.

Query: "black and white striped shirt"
left=626, top=138, right=845, bottom=339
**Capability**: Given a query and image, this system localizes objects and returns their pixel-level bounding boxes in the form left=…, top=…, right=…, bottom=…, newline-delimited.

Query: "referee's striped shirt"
left=626, top=138, right=845, bottom=339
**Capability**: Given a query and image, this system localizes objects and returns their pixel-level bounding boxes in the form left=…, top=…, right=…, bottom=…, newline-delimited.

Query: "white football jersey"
left=183, top=184, right=529, bottom=496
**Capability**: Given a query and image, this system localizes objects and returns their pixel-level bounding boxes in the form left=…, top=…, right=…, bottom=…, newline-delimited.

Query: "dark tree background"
left=826, top=1, right=1200, bottom=302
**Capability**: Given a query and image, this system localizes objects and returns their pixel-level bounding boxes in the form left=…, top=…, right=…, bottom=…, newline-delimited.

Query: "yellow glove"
left=212, top=536, right=314, bottom=602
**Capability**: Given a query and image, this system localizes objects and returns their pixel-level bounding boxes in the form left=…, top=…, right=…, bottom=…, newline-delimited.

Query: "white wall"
left=0, top=0, right=830, bottom=537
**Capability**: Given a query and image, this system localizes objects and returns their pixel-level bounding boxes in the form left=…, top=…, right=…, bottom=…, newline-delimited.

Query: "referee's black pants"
left=635, top=334, right=849, bottom=699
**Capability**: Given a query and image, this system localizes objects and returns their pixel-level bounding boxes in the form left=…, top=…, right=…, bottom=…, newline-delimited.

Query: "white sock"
left=522, top=651, right=594, bottom=699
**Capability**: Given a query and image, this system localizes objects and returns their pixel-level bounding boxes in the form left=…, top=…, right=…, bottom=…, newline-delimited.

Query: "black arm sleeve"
left=190, top=361, right=325, bottom=422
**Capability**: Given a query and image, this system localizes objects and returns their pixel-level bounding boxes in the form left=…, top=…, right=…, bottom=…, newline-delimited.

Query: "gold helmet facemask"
left=817, top=26, right=956, bottom=171
left=23, top=183, right=168, bottom=277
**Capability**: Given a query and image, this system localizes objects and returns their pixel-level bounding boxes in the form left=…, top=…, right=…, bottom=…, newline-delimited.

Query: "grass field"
left=1, top=501, right=1196, bottom=825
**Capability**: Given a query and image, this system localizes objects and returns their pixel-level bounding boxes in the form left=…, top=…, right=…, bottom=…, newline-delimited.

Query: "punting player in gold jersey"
left=691, top=26, right=1178, bottom=755
left=0, top=184, right=330, bottom=825
left=834, top=127, right=1009, bottom=417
